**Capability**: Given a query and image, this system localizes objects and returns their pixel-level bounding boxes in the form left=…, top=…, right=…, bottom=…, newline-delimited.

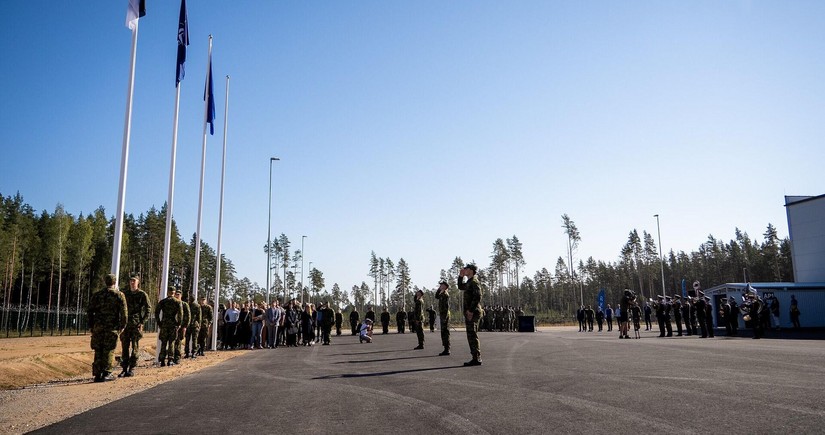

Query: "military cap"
left=129, top=273, right=140, bottom=281
left=167, top=286, right=176, bottom=294
left=438, top=280, right=448, bottom=286
left=657, top=295, right=664, bottom=299
left=665, top=296, right=672, bottom=300
left=464, top=264, right=478, bottom=273
left=673, top=295, right=681, bottom=299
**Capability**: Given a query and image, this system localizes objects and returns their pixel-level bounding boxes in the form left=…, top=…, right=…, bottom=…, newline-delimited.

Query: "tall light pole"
left=266, top=157, right=279, bottom=304
left=300, top=235, right=307, bottom=304
left=654, top=214, right=666, bottom=297
left=308, top=261, right=313, bottom=304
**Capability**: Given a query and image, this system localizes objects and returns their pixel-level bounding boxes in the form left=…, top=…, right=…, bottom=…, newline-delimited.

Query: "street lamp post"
left=654, top=214, right=666, bottom=297
left=266, top=157, right=279, bottom=304
left=308, top=261, right=313, bottom=304
left=301, top=235, right=307, bottom=304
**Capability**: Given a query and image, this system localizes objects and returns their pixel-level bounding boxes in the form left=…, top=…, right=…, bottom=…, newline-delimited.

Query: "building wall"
left=785, top=195, right=825, bottom=282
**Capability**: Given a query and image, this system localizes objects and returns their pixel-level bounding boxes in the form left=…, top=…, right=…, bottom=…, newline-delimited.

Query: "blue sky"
left=1, top=1, right=823, bottom=295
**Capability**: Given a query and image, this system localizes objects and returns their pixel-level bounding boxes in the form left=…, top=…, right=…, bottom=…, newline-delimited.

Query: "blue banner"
left=597, top=289, right=605, bottom=311
left=681, top=279, right=687, bottom=298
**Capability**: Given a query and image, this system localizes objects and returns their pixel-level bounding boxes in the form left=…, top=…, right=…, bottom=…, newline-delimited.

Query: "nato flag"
left=176, top=0, right=189, bottom=85
left=205, top=62, right=215, bottom=135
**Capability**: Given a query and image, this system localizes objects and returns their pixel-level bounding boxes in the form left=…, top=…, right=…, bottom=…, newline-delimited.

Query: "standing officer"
left=349, top=307, right=360, bottom=336
left=434, top=280, right=451, bottom=356
left=412, top=290, right=425, bottom=350
left=427, top=305, right=437, bottom=333
left=380, top=307, right=390, bottom=334
left=655, top=296, right=666, bottom=337
left=185, top=294, right=201, bottom=358
left=155, top=287, right=182, bottom=366
left=87, top=274, right=127, bottom=382
left=396, top=309, right=407, bottom=333
left=458, top=264, right=483, bottom=366
left=681, top=297, right=692, bottom=336
left=119, top=274, right=150, bottom=378
left=335, top=308, right=343, bottom=336
left=320, top=302, right=335, bottom=345
left=605, top=304, right=614, bottom=332
left=173, top=290, right=190, bottom=364
left=197, top=296, right=213, bottom=355
left=584, top=305, right=595, bottom=332
left=694, top=292, right=708, bottom=338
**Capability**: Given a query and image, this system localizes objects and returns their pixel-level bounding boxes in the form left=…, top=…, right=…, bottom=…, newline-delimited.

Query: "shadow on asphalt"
left=333, top=355, right=440, bottom=364
left=337, top=349, right=405, bottom=356
left=312, top=365, right=463, bottom=380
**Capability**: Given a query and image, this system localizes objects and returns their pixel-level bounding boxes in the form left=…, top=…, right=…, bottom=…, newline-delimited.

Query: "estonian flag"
left=176, top=0, right=189, bottom=85
left=126, top=0, right=146, bottom=30
left=205, top=60, right=215, bottom=135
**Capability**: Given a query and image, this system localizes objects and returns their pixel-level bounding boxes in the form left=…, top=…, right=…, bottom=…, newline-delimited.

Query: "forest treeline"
left=2, top=191, right=794, bottom=331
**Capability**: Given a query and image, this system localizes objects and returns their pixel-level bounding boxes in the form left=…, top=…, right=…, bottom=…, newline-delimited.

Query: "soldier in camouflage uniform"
left=118, top=274, right=150, bottom=377
left=173, top=290, right=191, bottom=364
left=412, top=290, right=425, bottom=350
left=458, top=264, right=483, bottom=366
left=434, top=280, right=451, bottom=356
left=185, top=294, right=202, bottom=359
left=155, top=287, right=183, bottom=366
left=197, top=297, right=213, bottom=355
left=87, top=274, right=127, bottom=382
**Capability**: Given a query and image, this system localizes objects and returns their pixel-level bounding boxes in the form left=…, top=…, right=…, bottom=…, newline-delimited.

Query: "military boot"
left=438, top=348, right=450, bottom=356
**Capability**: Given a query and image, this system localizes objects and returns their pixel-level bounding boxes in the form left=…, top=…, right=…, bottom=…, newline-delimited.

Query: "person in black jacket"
left=380, top=307, right=390, bottom=334
left=396, top=309, right=407, bottom=333
left=349, top=308, right=360, bottom=336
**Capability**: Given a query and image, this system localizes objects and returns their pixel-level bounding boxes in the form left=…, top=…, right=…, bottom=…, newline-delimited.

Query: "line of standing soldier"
left=481, top=305, right=522, bottom=332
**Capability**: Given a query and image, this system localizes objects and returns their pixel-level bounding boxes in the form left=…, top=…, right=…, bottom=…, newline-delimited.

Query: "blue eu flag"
left=176, top=0, right=188, bottom=85
left=205, top=61, right=215, bottom=135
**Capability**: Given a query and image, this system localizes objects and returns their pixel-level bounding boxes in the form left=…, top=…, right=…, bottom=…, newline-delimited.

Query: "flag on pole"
left=176, top=0, right=189, bottom=85
left=204, top=59, right=215, bottom=135
left=126, top=0, right=146, bottom=30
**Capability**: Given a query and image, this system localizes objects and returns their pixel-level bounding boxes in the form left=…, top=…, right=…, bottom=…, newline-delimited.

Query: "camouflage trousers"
left=197, top=322, right=211, bottom=352
left=158, top=326, right=177, bottom=363
left=119, top=324, right=143, bottom=370
left=90, top=328, right=119, bottom=376
left=414, top=320, right=425, bottom=346
left=174, top=327, right=186, bottom=361
left=440, top=314, right=450, bottom=350
left=465, top=311, right=481, bottom=360
left=185, top=323, right=200, bottom=356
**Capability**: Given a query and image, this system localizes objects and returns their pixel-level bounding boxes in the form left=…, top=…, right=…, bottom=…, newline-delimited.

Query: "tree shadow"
left=313, top=365, right=463, bottom=380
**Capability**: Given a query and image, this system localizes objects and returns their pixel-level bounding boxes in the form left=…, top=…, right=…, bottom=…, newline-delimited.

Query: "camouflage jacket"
left=188, top=301, right=202, bottom=327
left=459, top=276, right=483, bottom=314
left=200, top=303, right=214, bottom=325
left=155, top=296, right=183, bottom=328
left=413, top=298, right=423, bottom=322
left=124, top=289, right=151, bottom=327
left=180, top=300, right=191, bottom=327
left=435, top=289, right=450, bottom=317
left=87, top=287, right=127, bottom=331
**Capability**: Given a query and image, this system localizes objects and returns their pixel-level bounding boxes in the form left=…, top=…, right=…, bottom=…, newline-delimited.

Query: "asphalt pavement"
left=33, top=326, right=825, bottom=434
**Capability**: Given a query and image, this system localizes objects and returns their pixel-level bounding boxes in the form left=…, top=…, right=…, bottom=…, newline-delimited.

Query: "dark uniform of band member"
left=694, top=292, right=707, bottom=338
left=427, top=306, right=436, bottom=332
left=655, top=296, right=666, bottom=337
left=88, top=274, right=128, bottom=382
left=749, top=293, right=765, bottom=339
left=413, top=290, right=425, bottom=349
left=728, top=299, right=739, bottom=336
left=704, top=296, right=714, bottom=338
left=721, top=298, right=732, bottom=336
left=119, top=274, right=150, bottom=377
left=156, top=287, right=182, bottom=366
left=435, top=280, right=450, bottom=356
left=349, top=308, right=360, bottom=335
left=380, top=307, right=390, bottom=334
left=664, top=296, right=673, bottom=337
left=671, top=295, right=683, bottom=336
left=681, top=298, right=692, bottom=336
left=458, top=264, right=483, bottom=366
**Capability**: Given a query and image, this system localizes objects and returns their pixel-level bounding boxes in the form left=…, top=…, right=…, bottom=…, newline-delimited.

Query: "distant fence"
left=0, top=305, right=158, bottom=338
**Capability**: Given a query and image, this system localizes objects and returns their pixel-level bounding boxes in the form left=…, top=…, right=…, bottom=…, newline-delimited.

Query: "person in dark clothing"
left=681, top=299, right=692, bottom=336
left=396, top=309, right=407, bottom=333
left=729, top=299, right=740, bottom=336
left=285, top=303, right=300, bottom=347
left=584, top=306, right=595, bottom=332
left=334, top=309, right=343, bottom=336
left=694, top=293, right=708, bottom=338
left=235, top=303, right=252, bottom=349
left=595, top=307, right=605, bottom=332
left=349, top=308, right=360, bottom=336
left=789, top=295, right=801, bottom=329
left=655, top=296, right=666, bottom=337
left=301, top=304, right=315, bottom=346
left=576, top=306, right=585, bottom=332
left=644, top=302, right=653, bottom=331
left=605, top=304, right=614, bottom=332
left=427, top=306, right=437, bottom=332
left=672, top=296, right=683, bottom=337
left=380, top=307, right=390, bottom=334
left=704, top=297, right=715, bottom=338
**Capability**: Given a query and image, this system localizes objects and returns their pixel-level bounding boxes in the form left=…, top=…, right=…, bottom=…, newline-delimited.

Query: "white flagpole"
left=157, top=79, right=182, bottom=363
left=212, top=74, right=230, bottom=351
left=192, top=35, right=212, bottom=301
left=111, top=20, right=140, bottom=282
